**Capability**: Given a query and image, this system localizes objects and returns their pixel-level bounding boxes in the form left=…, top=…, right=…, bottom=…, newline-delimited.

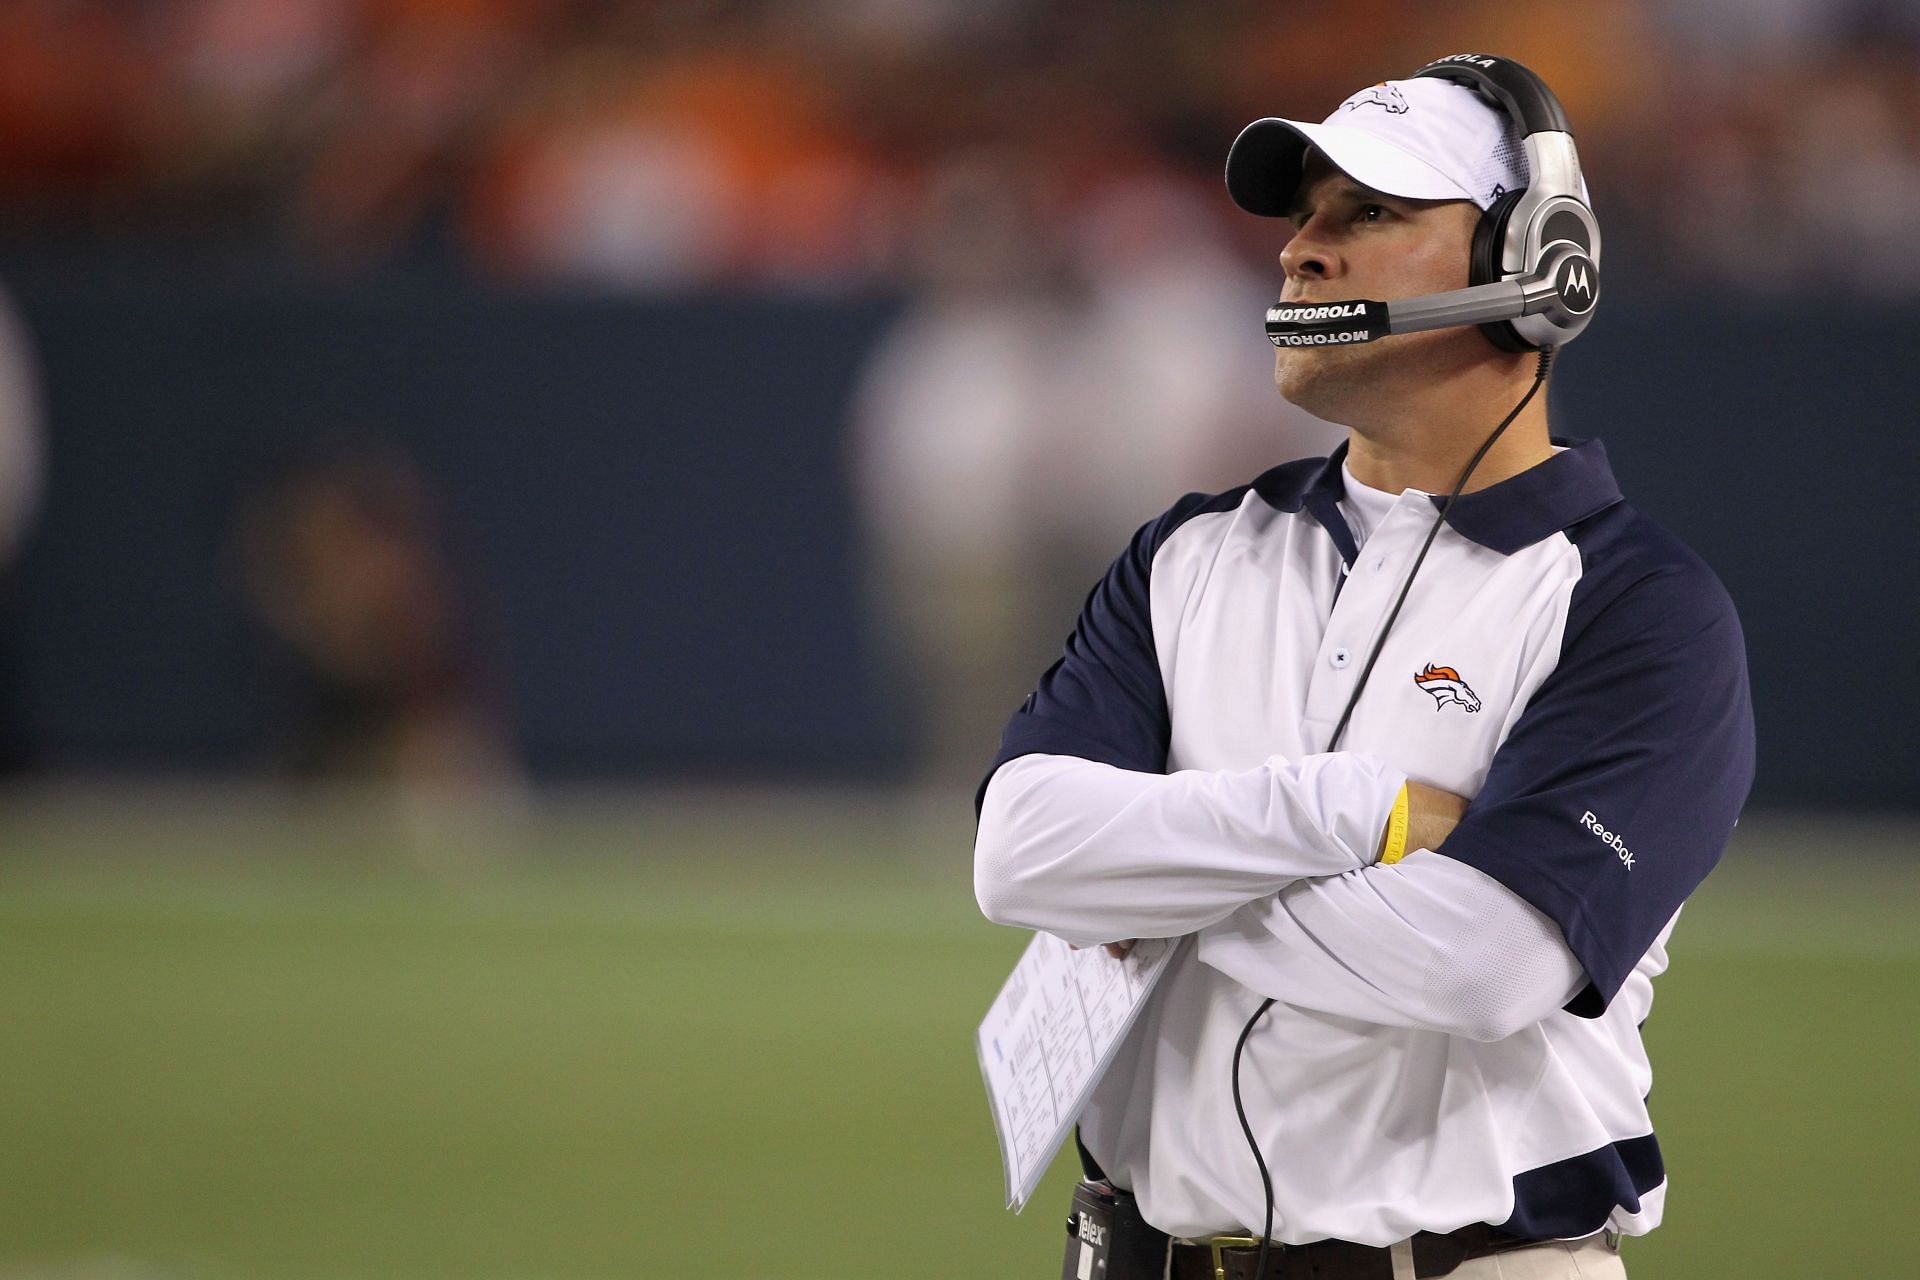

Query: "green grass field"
left=1, top=791, right=1913, bottom=1279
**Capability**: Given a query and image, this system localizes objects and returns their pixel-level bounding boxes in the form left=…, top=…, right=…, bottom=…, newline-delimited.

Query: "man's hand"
left=1395, top=781, right=1469, bottom=857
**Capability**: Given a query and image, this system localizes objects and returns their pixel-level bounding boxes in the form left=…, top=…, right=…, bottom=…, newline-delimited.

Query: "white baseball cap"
left=1226, top=77, right=1528, bottom=217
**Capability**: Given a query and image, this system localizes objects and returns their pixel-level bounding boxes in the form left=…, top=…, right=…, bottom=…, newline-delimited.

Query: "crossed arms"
left=974, top=496, right=1754, bottom=1032
left=974, top=752, right=1588, bottom=1042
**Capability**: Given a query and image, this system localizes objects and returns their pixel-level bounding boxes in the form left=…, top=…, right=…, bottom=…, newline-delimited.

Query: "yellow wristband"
left=1380, top=783, right=1411, bottom=865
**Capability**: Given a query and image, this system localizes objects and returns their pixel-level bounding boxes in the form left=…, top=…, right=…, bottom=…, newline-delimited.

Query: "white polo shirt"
left=974, top=439, right=1755, bottom=1246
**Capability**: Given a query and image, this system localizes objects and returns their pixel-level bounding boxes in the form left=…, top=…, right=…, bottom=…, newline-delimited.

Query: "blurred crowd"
left=5, top=0, right=1920, bottom=789
left=233, top=439, right=515, bottom=792
left=5, top=0, right=1920, bottom=297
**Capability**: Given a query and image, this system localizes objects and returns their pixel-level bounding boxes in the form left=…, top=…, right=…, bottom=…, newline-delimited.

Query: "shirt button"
left=1331, top=648, right=1351, bottom=669
left=1374, top=556, right=1387, bottom=571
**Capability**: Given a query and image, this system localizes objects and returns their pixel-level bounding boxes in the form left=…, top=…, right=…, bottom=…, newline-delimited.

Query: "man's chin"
left=1273, top=346, right=1364, bottom=418
left=1274, top=327, right=1471, bottom=420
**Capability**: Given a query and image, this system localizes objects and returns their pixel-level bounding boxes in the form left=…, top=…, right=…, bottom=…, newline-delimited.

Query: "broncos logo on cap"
left=1344, top=83, right=1409, bottom=114
left=1414, top=663, right=1481, bottom=712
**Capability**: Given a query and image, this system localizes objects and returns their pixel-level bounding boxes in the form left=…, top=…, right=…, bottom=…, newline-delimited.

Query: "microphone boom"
left=1265, top=246, right=1594, bottom=348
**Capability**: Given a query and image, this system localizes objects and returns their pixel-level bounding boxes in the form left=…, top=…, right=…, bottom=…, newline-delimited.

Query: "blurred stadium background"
left=0, top=1, right=1916, bottom=1277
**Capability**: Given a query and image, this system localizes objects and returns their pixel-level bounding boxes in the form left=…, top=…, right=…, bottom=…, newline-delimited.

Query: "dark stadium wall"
left=0, top=271, right=1910, bottom=806
left=1550, top=304, right=1917, bottom=809
left=3, top=275, right=909, bottom=782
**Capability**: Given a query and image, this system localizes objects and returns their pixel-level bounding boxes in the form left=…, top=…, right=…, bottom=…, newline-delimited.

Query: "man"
left=972, top=66, right=1755, bottom=1280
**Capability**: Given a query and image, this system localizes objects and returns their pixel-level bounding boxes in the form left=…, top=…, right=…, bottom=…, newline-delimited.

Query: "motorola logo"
left=1269, top=303, right=1368, bottom=322
left=1554, top=256, right=1598, bottom=314
left=1268, top=330, right=1372, bottom=347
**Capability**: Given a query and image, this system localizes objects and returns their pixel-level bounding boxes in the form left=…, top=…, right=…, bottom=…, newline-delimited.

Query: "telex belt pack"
left=1064, top=1181, right=1551, bottom=1280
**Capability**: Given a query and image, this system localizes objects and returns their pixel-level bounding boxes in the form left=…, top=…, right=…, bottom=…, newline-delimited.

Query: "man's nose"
left=1278, top=222, right=1339, bottom=284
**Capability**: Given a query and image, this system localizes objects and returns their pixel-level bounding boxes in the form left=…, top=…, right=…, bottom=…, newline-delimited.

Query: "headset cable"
left=1231, top=347, right=1555, bottom=1278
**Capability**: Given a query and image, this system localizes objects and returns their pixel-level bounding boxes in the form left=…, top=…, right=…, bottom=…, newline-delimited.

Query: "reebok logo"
left=1580, top=810, right=1634, bottom=870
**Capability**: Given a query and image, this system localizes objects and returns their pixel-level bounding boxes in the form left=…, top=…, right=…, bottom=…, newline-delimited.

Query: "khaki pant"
left=1384, top=1232, right=1626, bottom=1278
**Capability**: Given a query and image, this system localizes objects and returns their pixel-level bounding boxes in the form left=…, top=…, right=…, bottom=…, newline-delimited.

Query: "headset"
left=1262, top=53, right=1602, bottom=353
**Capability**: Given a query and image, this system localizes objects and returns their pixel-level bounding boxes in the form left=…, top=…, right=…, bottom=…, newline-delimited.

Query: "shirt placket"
left=1302, top=497, right=1435, bottom=736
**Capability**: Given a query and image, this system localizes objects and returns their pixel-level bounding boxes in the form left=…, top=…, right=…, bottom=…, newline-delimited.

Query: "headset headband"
left=1410, top=54, right=1572, bottom=138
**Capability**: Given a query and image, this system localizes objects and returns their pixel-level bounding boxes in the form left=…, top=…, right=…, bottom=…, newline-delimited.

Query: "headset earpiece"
left=1469, top=189, right=1534, bottom=352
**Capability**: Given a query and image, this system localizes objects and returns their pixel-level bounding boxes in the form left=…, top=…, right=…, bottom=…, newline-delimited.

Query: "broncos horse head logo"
left=1345, top=83, right=1410, bottom=114
left=1414, top=663, right=1481, bottom=713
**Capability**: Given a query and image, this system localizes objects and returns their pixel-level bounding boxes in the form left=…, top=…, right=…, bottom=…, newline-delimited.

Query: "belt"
left=1168, top=1222, right=1547, bottom=1280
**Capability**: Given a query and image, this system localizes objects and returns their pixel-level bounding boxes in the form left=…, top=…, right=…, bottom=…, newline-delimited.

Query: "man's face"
left=1271, top=152, right=1487, bottom=422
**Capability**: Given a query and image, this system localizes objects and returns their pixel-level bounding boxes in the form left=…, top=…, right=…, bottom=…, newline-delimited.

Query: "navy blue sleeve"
left=975, top=490, right=1240, bottom=814
left=1438, top=512, right=1757, bottom=1015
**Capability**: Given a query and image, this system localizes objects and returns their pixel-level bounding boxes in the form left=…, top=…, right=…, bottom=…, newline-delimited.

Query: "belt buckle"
left=1202, top=1234, right=1264, bottom=1280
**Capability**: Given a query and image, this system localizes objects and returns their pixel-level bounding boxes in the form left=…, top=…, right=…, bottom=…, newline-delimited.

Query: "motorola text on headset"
left=1262, top=53, right=1602, bottom=354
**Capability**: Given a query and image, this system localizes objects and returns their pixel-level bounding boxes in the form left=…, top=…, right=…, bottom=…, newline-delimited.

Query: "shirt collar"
left=1254, top=437, right=1623, bottom=555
